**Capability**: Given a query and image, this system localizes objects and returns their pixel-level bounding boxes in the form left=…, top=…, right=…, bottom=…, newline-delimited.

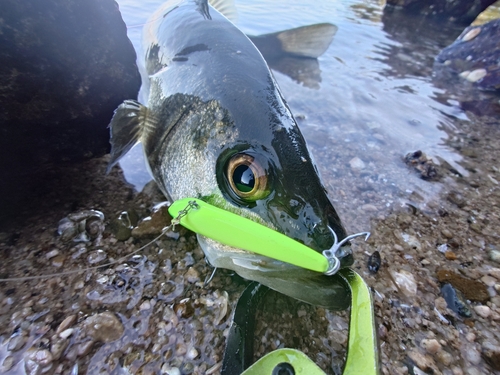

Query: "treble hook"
left=322, top=228, right=371, bottom=276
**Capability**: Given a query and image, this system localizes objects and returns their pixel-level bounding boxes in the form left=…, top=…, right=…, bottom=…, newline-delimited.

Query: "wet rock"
left=421, top=338, right=442, bottom=355
left=82, top=311, right=124, bottom=343
left=407, top=350, right=438, bottom=374
left=447, top=191, right=466, bottom=208
left=435, top=20, right=500, bottom=91
left=390, top=269, right=417, bottom=296
left=58, top=210, right=105, bottom=243
left=56, top=315, right=76, bottom=334
left=174, top=298, right=195, bottom=319
left=132, top=203, right=172, bottom=238
left=110, top=210, right=139, bottom=241
left=437, top=269, right=489, bottom=303
left=384, top=0, right=496, bottom=25
left=0, top=0, right=141, bottom=219
left=87, top=250, right=107, bottom=264
left=482, top=346, right=500, bottom=371
left=368, top=251, right=381, bottom=273
left=489, top=248, right=500, bottom=264
left=441, top=283, right=472, bottom=317
left=24, top=348, right=54, bottom=374
left=349, top=157, right=366, bottom=171
left=474, top=305, right=491, bottom=319
left=404, top=151, right=439, bottom=181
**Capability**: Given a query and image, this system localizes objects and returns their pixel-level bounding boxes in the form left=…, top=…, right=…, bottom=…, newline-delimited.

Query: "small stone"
left=465, top=346, right=482, bottom=365
left=401, top=233, right=421, bottom=251
left=185, top=267, right=200, bottom=283
left=474, top=305, right=491, bottom=318
left=132, top=203, right=172, bottom=238
left=488, top=268, right=500, bottom=280
left=444, top=251, right=457, bottom=260
left=361, top=204, right=378, bottom=212
left=437, top=350, right=453, bottom=366
left=421, top=339, right=442, bottom=355
left=51, top=339, right=69, bottom=360
left=51, top=255, right=65, bottom=267
left=59, top=328, right=74, bottom=339
left=489, top=249, right=500, bottom=264
left=407, top=350, right=437, bottom=373
left=77, top=341, right=94, bottom=357
left=186, top=347, right=199, bottom=360
left=45, top=249, right=59, bottom=259
left=82, top=312, right=124, bottom=343
left=462, top=27, right=481, bottom=42
left=349, top=157, right=366, bottom=171
left=465, top=68, right=487, bottom=83
left=390, top=269, right=417, bottom=296
left=139, top=300, right=151, bottom=310
left=87, top=250, right=107, bottom=264
left=441, top=229, right=453, bottom=239
left=0, top=356, right=14, bottom=372
left=481, top=275, right=497, bottom=287
left=482, top=345, right=500, bottom=371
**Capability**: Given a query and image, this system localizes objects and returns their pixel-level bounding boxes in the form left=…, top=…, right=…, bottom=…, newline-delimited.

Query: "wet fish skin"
left=108, top=0, right=350, bottom=308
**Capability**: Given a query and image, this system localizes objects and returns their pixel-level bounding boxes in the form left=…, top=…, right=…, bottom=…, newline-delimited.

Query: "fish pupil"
left=233, top=165, right=255, bottom=193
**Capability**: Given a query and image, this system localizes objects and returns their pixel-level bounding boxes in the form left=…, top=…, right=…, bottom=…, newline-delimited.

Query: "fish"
left=108, top=0, right=351, bottom=309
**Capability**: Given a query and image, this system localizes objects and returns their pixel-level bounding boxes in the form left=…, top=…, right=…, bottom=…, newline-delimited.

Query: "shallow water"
left=116, top=0, right=495, bottom=232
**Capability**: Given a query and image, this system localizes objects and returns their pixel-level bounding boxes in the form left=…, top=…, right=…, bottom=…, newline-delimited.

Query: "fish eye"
left=226, top=153, right=269, bottom=201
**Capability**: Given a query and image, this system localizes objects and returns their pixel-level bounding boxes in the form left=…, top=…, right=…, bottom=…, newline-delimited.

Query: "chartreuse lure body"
left=168, top=198, right=369, bottom=275
left=168, top=197, right=378, bottom=375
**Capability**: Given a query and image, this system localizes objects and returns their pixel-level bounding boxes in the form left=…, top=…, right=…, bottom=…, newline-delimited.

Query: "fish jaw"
left=198, top=235, right=351, bottom=310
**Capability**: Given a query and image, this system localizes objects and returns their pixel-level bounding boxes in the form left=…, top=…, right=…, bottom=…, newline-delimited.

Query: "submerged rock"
left=441, top=282, right=472, bottom=317
left=437, top=269, right=489, bottom=303
left=435, top=19, right=500, bottom=91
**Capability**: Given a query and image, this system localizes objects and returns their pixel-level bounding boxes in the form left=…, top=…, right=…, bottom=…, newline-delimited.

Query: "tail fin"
left=275, top=23, right=337, bottom=58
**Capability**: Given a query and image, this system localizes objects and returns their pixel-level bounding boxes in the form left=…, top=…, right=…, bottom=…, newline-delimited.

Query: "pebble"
left=132, top=204, right=172, bottom=238
left=462, top=27, right=481, bottom=42
left=59, top=328, right=74, bottom=339
left=421, top=338, right=441, bottom=354
left=82, top=311, right=124, bottom=343
left=444, top=251, right=457, bottom=260
left=87, top=250, right=107, bottom=264
left=186, top=347, right=199, bottom=360
left=407, top=350, right=437, bottom=373
left=46, top=249, right=60, bottom=259
left=474, top=305, right=491, bottom=318
left=489, top=249, right=500, bottom=264
left=488, top=268, right=500, bottom=280
left=185, top=267, right=200, bottom=283
left=349, top=157, right=366, bottom=171
left=390, top=269, right=417, bottom=296
left=465, top=346, right=482, bottom=365
left=482, top=275, right=497, bottom=287
left=465, top=68, right=487, bottom=83
left=441, top=229, right=453, bottom=239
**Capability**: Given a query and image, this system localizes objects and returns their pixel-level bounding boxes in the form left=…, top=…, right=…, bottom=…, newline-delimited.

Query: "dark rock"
left=435, top=19, right=500, bottom=91
left=0, top=0, right=141, bottom=215
left=384, top=0, right=497, bottom=26
left=440, top=283, right=471, bottom=317
left=404, top=151, right=440, bottom=181
left=483, top=346, right=500, bottom=371
left=436, top=269, right=489, bottom=303
left=368, top=251, right=381, bottom=273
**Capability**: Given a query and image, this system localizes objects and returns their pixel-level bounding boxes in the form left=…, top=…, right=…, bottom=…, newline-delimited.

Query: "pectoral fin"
left=107, top=100, right=157, bottom=173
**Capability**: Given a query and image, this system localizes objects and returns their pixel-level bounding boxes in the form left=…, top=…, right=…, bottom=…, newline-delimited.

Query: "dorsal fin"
left=107, top=100, right=158, bottom=173
left=209, top=0, right=238, bottom=23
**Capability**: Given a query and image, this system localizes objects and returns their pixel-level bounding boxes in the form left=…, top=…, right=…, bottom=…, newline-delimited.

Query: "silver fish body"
left=108, top=0, right=351, bottom=309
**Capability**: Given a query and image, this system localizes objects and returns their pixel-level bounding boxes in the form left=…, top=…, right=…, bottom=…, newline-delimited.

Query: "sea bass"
left=108, top=0, right=351, bottom=308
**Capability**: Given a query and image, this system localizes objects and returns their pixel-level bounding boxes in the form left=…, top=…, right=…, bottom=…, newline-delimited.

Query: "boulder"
left=0, top=0, right=141, bottom=214
left=384, top=0, right=497, bottom=26
left=435, top=19, right=500, bottom=91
